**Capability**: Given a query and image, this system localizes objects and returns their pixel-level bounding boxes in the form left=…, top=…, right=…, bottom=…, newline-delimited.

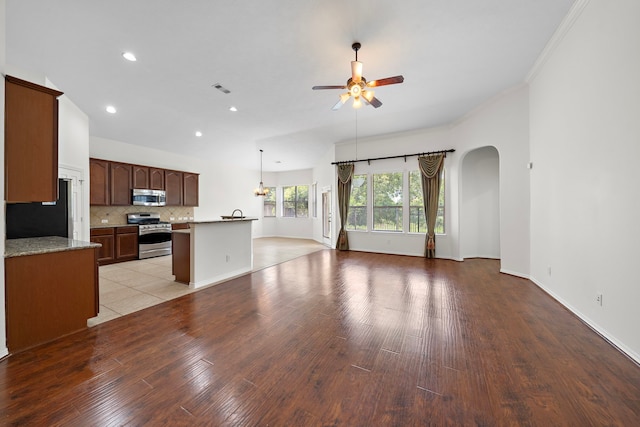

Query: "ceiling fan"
left=312, top=42, right=404, bottom=110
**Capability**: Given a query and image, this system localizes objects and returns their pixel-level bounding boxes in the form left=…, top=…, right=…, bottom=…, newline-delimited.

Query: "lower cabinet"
left=5, top=247, right=99, bottom=353
left=91, top=226, right=139, bottom=265
left=91, top=227, right=115, bottom=264
left=116, top=226, right=139, bottom=262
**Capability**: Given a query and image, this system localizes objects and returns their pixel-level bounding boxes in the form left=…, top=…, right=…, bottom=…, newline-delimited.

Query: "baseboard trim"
left=530, top=276, right=640, bottom=366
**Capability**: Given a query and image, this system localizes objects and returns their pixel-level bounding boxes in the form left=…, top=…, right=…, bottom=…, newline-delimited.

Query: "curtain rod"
left=331, top=149, right=455, bottom=166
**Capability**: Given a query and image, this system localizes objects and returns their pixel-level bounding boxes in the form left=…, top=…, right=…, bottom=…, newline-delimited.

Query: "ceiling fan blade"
left=312, top=85, right=347, bottom=90
left=362, top=90, right=382, bottom=108
left=351, top=61, right=363, bottom=83
left=366, top=75, right=404, bottom=87
left=332, top=93, right=351, bottom=110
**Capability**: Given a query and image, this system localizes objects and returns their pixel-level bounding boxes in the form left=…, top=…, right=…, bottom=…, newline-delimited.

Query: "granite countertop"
left=5, top=236, right=101, bottom=258
left=188, top=217, right=258, bottom=224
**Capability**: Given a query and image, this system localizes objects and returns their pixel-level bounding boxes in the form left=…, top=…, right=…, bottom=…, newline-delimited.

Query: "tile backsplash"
left=90, top=206, right=195, bottom=226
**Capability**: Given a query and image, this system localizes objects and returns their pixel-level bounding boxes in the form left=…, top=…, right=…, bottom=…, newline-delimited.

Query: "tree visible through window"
left=409, top=169, right=445, bottom=234
left=263, top=187, right=276, bottom=217
left=282, top=185, right=309, bottom=217
left=373, top=172, right=403, bottom=231
left=347, top=175, right=367, bottom=230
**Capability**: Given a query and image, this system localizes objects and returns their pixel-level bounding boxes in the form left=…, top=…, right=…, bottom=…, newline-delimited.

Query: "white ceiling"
left=6, top=0, right=575, bottom=172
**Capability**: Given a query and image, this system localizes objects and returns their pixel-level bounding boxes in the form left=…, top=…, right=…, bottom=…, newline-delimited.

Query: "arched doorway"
left=460, top=146, right=500, bottom=260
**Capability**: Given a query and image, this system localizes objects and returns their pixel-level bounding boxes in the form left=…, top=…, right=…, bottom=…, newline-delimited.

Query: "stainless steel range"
left=127, top=212, right=172, bottom=259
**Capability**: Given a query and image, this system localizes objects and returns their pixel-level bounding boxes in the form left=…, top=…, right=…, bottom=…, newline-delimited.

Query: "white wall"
left=259, top=168, right=315, bottom=239
left=460, top=146, right=500, bottom=259
left=0, top=0, right=7, bottom=359
left=312, top=145, right=336, bottom=246
left=334, top=85, right=530, bottom=276
left=528, top=0, right=640, bottom=362
left=90, top=136, right=263, bottom=234
left=56, top=87, right=90, bottom=241
left=451, top=86, right=531, bottom=276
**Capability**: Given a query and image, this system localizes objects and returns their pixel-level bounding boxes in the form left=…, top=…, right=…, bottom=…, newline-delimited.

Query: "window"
left=347, top=175, right=367, bottom=230
left=373, top=172, right=403, bottom=231
left=409, top=169, right=445, bottom=234
left=282, top=185, right=309, bottom=217
left=263, top=187, right=276, bottom=217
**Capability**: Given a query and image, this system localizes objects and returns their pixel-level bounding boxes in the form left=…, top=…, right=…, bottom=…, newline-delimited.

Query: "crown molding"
left=525, top=0, right=591, bottom=83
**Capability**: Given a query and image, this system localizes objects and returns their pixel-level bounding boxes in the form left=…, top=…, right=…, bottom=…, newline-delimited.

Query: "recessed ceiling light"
left=229, top=106, right=238, bottom=112
left=195, top=131, right=203, bottom=137
left=106, top=105, right=117, bottom=114
left=122, top=52, right=137, bottom=62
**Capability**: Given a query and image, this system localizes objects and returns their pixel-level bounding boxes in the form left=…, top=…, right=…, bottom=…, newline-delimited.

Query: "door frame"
left=321, top=186, right=332, bottom=247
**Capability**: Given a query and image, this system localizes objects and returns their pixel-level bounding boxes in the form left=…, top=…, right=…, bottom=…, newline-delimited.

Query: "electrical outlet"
left=101, top=219, right=108, bottom=224
left=170, top=217, right=175, bottom=221
left=596, top=293, right=603, bottom=306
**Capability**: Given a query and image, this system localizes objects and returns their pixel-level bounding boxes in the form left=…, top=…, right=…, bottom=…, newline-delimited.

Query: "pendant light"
left=254, top=149, right=270, bottom=197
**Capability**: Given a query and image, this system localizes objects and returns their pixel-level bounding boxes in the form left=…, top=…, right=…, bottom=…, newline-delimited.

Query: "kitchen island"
left=5, top=236, right=101, bottom=353
left=172, top=218, right=257, bottom=288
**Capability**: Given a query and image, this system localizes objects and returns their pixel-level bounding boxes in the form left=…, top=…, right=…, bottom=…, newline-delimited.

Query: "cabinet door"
left=110, top=162, right=132, bottom=206
left=132, top=165, right=150, bottom=189
left=183, top=173, right=199, bottom=206
left=165, top=170, right=183, bottom=206
left=5, top=76, right=63, bottom=203
left=150, top=168, right=165, bottom=190
left=116, top=229, right=139, bottom=261
left=90, top=159, right=110, bottom=205
left=90, top=229, right=115, bottom=265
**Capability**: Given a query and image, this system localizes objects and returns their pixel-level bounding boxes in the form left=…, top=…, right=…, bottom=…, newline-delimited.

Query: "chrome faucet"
left=231, top=209, right=243, bottom=219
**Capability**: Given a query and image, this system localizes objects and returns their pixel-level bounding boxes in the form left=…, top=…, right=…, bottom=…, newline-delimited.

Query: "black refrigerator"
left=6, top=179, right=70, bottom=239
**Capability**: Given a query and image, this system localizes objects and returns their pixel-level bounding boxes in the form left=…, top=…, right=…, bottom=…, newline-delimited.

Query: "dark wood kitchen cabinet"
left=5, top=75, right=64, bottom=203
left=183, top=172, right=199, bottom=206
left=115, top=226, right=139, bottom=261
left=5, top=247, right=99, bottom=353
left=91, top=226, right=139, bottom=265
left=132, top=165, right=149, bottom=189
left=150, top=167, right=165, bottom=190
left=90, top=227, right=115, bottom=264
left=90, top=158, right=110, bottom=205
left=89, top=158, right=197, bottom=206
left=165, top=170, right=183, bottom=206
left=110, top=162, right=132, bottom=205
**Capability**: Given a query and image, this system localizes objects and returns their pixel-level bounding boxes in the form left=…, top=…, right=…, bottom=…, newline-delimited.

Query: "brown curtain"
left=336, top=164, right=354, bottom=250
left=418, top=154, right=444, bottom=258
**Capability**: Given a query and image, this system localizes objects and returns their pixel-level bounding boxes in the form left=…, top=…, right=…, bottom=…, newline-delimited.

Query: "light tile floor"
left=88, top=237, right=327, bottom=326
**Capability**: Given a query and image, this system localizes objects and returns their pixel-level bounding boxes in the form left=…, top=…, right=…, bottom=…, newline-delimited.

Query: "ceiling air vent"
left=212, top=83, right=231, bottom=94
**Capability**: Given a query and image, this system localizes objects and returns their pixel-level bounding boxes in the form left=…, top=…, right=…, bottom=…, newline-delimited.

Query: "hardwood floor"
left=1, top=251, right=639, bottom=425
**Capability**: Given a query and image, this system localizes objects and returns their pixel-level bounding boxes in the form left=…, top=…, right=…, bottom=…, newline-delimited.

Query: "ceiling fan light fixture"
left=363, top=90, right=375, bottom=102
left=351, top=61, right=363, bottom=82
left=353, top=97, right=362, bottom=109
left=350, top=84, right=362, bottom=98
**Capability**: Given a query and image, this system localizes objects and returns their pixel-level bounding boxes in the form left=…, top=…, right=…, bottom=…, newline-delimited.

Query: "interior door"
left=322, top=187, right=332, bottom=247
left=59, top=166, right=84, bottom=241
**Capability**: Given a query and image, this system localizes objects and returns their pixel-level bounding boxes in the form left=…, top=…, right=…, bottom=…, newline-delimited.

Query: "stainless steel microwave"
left=132, top=189, right=166, bottom=206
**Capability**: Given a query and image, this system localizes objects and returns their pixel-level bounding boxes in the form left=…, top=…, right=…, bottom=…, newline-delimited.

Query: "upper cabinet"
left=149, top=168, right=165, bottom=190
left=5, top=75, right=64, bottom=203
left=109, top=162, right=132, bottom=206
left=89, top=158, right=198, bottom=206
left=165, top=170, right=183, bottom=206
left=132, top=165, right=149, bottom=189
left=89, top=159, right=110, bottom=205
left=183, top=173, right=199, bottom=207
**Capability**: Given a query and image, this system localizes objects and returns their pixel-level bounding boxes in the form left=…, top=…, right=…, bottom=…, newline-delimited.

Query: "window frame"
left=262, top=187, right=277, bottom=217
left=344, top=167, right=446, bottom=236
left=281, top=185, right=309, bottom=218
